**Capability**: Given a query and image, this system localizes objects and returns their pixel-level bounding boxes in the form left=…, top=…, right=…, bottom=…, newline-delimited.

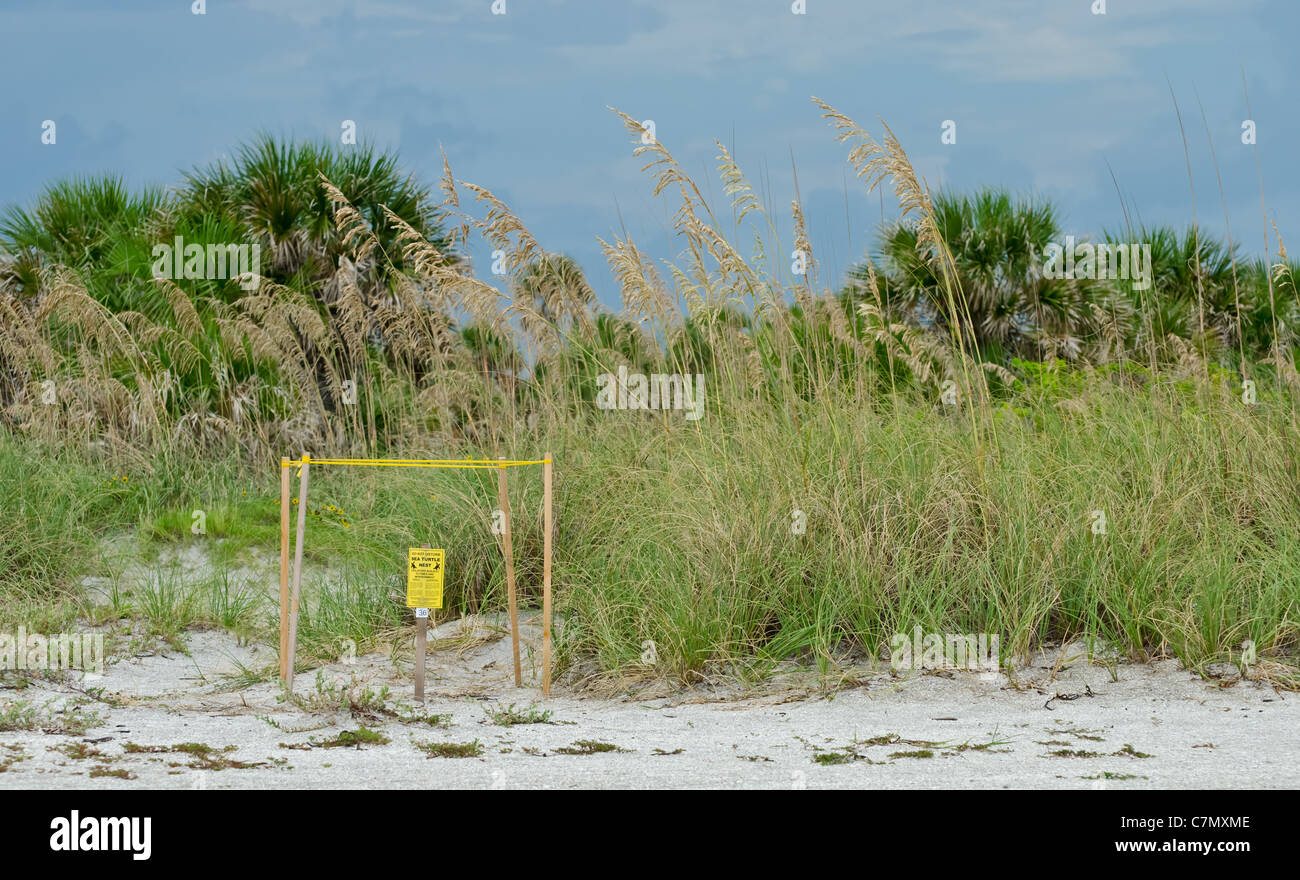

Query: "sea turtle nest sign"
left=406, top=548, right=445, bottom=609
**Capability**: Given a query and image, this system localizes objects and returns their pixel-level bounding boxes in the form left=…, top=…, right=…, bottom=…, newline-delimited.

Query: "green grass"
left=812, top=750, right=859, bottom=766
left=291, top=569, right=406, bottom=665
left=415, top=739, right=483, bottom=758
left=555, top=739, right=627, bottom=755
left=484, top=703, right=553, bottom=726
left=88, top=765, right=136, bottom=779
left=312, top=727, right=390, bottom=749
left=289, top=673, right=392, bottom=718
left=0, top=698, right=104, bottom=736
left=1, top=364, right=1298, bottom=689
left=0, top=745, right=30, bottom=772
left=540, top=375, right=1300, bottom=682
left=123, top=741, right=267, bottom=769
left=52, top=741, right=104, bottom=760
left=0, top=444, right=132, bottom=632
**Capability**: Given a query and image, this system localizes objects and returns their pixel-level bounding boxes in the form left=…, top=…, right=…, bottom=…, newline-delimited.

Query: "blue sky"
left=1, top=0, right=1294, bottom=306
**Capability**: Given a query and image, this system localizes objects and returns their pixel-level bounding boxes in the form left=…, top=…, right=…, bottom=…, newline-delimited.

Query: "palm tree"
left=0, top=138, right=459, bottom=448
left=1105, top=225, right=1241, bottom=363
left=0, top=176, right=167, bottom=309
left=175, top=135, right=455, bottom=298
left=2, top=137, right=457, bottom=309
left=874, top=188, right=1103, bottom=362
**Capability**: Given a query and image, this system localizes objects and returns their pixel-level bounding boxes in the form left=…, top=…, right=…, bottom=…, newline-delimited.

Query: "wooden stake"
left=498, top=461, right=521, bottom=687
left=286, top=454, right=310, bottom=692
left=278, top=458, right=291, bottom=680
left=414, top=542, right=430, bottom=703
left=542, top=452, right=553, bottom=696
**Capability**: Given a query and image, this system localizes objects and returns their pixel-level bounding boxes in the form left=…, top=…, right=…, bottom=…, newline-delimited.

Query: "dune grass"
left=0, top=99, right=1297, bottom=687
left=2, top=363, right=1296, bottom=683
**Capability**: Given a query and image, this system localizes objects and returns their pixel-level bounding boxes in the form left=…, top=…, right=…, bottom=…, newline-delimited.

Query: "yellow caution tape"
left=281, top=456, right=550, bottom=470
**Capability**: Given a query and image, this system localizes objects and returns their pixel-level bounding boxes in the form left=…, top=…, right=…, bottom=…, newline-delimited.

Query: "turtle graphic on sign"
left=406, top=548, right=445, bottom=608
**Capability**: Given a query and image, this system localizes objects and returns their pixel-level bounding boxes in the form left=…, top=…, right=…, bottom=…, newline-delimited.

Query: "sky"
left=1, top=0, right=1295, bottom=307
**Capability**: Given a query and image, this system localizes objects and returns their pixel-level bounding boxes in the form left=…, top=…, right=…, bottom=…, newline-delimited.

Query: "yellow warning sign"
left=406, top=548, right=445, bottom=609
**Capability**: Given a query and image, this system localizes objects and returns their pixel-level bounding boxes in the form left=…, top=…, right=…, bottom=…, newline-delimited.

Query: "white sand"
left=1, top=619, right=1294, bottom=790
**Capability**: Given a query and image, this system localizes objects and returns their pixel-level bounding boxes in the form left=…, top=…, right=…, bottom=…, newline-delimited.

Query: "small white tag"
left=415, top=607, right=429, bottom=619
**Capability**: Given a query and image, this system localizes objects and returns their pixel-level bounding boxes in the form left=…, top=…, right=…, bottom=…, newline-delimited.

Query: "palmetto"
left=175, top=135, right=453, bottom=298
left=876, top=188, right=1098, bottom=363
left=0, top=137, right=457, bottom=452
left=0, top=176, right=167, bottom=309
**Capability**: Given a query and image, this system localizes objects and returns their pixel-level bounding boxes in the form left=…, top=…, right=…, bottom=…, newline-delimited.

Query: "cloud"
left=547, top=0, right=1259, bottom=84
left=241, top=0, right=465, bottom=27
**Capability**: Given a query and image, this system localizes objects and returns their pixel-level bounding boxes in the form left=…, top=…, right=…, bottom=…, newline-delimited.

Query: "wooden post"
left=278, top=458, right=291, bottom=680
left=286, top=454, right=310, bottom=692
left=415, top=542, right=430, bottom=703
left=542, top=453, right=553, bottom=696
left=498, top=461, right=521, bottom=687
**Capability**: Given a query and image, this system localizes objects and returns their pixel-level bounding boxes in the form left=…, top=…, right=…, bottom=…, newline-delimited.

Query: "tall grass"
left=0, top=100, right=1297, bottom=685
